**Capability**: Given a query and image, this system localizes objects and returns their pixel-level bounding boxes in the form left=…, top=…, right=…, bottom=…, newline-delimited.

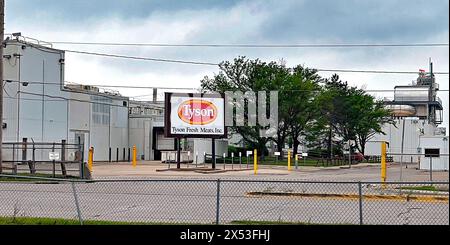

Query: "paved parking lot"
left=91, top=161, right=449, bottom=183
left=3, top=161, right=448, bottom=225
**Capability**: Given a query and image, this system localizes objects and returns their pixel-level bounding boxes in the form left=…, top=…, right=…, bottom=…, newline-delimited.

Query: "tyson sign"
left=177, top=99, right=217, bottom=125
left=165, top=93, right=225, bottom=138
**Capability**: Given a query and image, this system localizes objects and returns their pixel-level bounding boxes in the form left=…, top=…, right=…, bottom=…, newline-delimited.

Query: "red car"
left=344, top=152, right=365, bottom=162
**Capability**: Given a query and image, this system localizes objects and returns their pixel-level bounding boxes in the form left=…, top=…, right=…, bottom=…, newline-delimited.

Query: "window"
left=91, top=96, right=111, bottom=125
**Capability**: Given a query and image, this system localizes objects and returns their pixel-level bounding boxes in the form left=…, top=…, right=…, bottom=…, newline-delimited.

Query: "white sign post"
left=231, top=152, right=234, bottom=169
left=223, top=153, right=226, bottom=169
left=274, top=151, right=280, bottom=164
left=239, top=152, right=242, bottom=168
left=49, top=151, right=60, bottom=178
left=246, top=151, right=252, bottom=169
left=195, top=151, right=198, bottom=168
left=302, top=152, right=308, bottom=166
left=49, top=152, right=60, bottom=160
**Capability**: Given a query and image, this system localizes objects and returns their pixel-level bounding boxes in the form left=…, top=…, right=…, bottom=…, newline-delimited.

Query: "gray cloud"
left=6, top=0, right=241, bottom=22
left=259, top=0, right=449, bottom=42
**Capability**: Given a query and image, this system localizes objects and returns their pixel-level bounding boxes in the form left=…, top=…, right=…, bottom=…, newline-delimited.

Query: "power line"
left=50, top=41, right=450, bottom=48
left=64, top=49, right=218, bottom=66
left=8, top=41, right=450, bottom=74
left=15, top=91, right=131, bottom=108
left=315, top=69, right=449, bottom=75
left=4, top=79, right=450, bottom=92
left=63, top=49, right=450, bottom=74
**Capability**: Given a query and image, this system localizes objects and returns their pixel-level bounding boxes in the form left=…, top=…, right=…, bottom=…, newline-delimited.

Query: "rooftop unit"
left=385, top=61, right=443, bottom=125
left=65, top=83, right=100, bottom=93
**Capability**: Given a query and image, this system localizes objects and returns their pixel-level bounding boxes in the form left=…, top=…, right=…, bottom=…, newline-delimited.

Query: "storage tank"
left=385, top=104, right=416, bottom=117
left=394, top=86, right=430, bottom=102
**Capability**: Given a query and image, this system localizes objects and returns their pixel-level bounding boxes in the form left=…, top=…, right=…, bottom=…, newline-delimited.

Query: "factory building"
left=365, top=66, right=448, bottom=171
left=2, top=35, right=226, bottom=163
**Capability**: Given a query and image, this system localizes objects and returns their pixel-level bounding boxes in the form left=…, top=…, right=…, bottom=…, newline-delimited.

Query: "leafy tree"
left=286, top=66, right=322, bottom=155
left=352, top=95, right=394, bottom=155
left=311, top=74, right=393, bottom=157
left=201, top=57, right=287, bottom=156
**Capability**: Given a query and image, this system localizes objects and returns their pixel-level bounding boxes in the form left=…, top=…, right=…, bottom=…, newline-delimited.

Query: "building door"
left=74, top=132, right=89, bottom=162
left=152, top=127, right=175, bottom=160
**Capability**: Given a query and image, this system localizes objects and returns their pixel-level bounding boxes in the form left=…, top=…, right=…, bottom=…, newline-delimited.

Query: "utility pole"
left=0, top=0, right=5, bottom=174
left=399, top=118, right=406, bottom=182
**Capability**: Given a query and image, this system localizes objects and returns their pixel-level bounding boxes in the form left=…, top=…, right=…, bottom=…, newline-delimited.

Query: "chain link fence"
left=0, top=175, right=448, bottom=225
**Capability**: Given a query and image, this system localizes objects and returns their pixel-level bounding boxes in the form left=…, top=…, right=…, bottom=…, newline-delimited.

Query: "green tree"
left=311, top=74, right=393, bottom=158
left=201, top=57, right=287, bottom=156
left=352, top=95, right=394, bottom=155
left=286, top=66, right=322, bottom=155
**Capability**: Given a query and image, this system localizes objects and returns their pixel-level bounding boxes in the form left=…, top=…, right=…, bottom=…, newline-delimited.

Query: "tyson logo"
left=178, top=99, right=218, bottom=125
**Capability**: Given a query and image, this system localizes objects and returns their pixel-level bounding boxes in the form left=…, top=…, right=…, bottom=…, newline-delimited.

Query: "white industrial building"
left=418, top=136, right=449, bottom=171
left=365, top=67, right=448, bottom=171
left=2, top=35, right=227, bottom=163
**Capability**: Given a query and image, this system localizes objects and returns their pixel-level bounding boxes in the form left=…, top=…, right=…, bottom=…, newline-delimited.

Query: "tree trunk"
left=360, top=141, right=365, bottom=156
left=276, top=141, right=284, bottom=158
left=293, top=140, right=299, bottom=157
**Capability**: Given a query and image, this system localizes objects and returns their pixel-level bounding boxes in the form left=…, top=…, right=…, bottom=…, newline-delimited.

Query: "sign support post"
left=231, top=152, right=234, bottom=170
left=176, top=138, right=181, bottom=169
left=239, top=152, right=242, bottom=169
left=164, top=93, right=225, bottom=170
left=212, top=138, right=216, bottom=169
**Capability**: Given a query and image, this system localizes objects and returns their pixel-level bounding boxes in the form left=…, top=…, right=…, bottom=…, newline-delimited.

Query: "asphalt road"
left=0, top=180, right=448, bottom=225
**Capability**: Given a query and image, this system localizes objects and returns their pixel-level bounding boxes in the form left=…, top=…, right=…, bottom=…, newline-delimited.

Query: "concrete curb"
left=246, top=192, right=449, bottom=202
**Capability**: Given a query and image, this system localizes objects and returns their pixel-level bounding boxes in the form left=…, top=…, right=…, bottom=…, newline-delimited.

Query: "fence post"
left=358, top=182, right=363, bottom=225
left=52, top=143, right=56, bottom=178
left=128, top=148, right=131, bottom=162
left=71, top=182, right=84, bottom=225
left=78, top=143, right=84, bottom=179
left=61, top=140, right=67, bottom=177
left=22, top=138, right=29, bottom=174
left=215, top=179, right=221, bottom=225
left=12, top=143, right=17, bottom=175
left=12, top=144, right=16, bottom=174
left=430, top=156, right=433, bottom=183
left=116, top=148, right=119, bottom=162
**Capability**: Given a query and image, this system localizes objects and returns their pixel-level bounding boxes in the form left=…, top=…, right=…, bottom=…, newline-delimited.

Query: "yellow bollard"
left=88, top=147, right=93, bottom=172
left=253, top=149, right=258, bottom=175
left=132, top=145, right=137, bottom=167
left=381, top=141, right=387, bottom=187
left=288, top=150, right=291, bottom=171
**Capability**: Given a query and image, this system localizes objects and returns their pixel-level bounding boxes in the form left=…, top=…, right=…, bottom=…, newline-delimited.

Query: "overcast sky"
left=5, top=0, right=449, bottom=131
